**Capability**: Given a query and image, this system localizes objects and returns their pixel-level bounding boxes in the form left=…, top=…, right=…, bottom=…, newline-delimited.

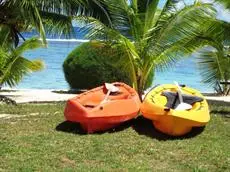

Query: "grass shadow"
left=210, top=110, right=230, bottom=118
left=52, top=89, right=87, bottom=94
left=56, top=119, right=134, bottom=135
left=56, top=121, right=86, bottom=134
left=209, top=104, right=230, bottom=118
left=132, top=116, right=205, bottom=141
left=0, top=95, right=17, bottom=105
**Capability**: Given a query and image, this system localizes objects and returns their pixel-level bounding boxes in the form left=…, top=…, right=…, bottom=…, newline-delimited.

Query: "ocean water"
left=16, top=40, right=80, bottom=90
left=154, top=58, right=212, bottom=92
left=12, top=36, right=213, bottom=92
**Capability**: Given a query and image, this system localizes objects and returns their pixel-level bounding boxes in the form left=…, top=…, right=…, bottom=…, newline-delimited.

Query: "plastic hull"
left=141, top=84, right=210, bottom=136
left=64, top=82, right=140, bottom=133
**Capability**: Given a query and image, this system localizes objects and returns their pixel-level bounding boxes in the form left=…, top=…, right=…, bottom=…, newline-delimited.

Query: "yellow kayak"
left=140, top=84, right=210, bottom=136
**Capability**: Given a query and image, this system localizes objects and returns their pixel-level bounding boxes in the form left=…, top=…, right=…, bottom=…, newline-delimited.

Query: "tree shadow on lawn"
left=210, top=110, right=230, bottom=118
left=55, top=119, right=135, bottom=135
left=56, top=121, right=86, bottom=134
left=132, top=116, right=205, bottom=141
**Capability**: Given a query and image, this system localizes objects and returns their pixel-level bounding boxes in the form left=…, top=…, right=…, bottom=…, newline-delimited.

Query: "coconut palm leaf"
left=39, top=11, right=75, bottom=38
left=0, top=49, right=9, bottom=73
left=141, top=3, right=217, bottom=91
left=215, top=0, right=230, bottom=9
left=0, top=38, right=44, bottom=87
left=197, top=19, right=230, bottom=94
left=0, top=0, right=84, bottom=47
left=0, top=0, right=116, bottom=48
left=0, top=57, right=44, bottom=87
left=198, top=48, right=230, bottom=93
left=0, top=0, right=47, bottom=45
left=0, top=25, right=15, bottom=50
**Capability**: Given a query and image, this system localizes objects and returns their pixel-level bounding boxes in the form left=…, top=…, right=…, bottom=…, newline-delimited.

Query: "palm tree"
left=198, top=20, right=230, bottom=95
left=0, top=0, right=113, bottom=91
left=75, top=0, right=221, bottom=100
left=0, top=0, right=82, bottom=48
left=0, top=38, right=44, bottom=88
left=0, top=0, right=113, bottom=48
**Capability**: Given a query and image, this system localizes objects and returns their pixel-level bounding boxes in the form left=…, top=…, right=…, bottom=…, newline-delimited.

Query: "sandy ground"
left=0, top=89, right=76, bottom=103
left=0, top=89, right=230, bottom=104
left=205, top=94, right=230, bottom=105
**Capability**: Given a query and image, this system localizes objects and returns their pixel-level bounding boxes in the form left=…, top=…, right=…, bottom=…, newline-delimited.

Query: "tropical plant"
left=63, top=41, right=132, bottom=89
left=0, top=0, right=98, bottom=89
left=0, top=0, right=113, bottom=48
left=0, top=38, right=44, bottom=88
left=0, top=0, right=82, bottom=48
left=197, top=20, right=230, bottom=95
left=74, top=0, right=221, bottom=100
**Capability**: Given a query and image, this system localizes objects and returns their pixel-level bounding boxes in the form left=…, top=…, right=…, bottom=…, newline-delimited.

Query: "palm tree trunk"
left=137, top=89, right=143, bottom=102
left=137, top=78, right=144, bottom=102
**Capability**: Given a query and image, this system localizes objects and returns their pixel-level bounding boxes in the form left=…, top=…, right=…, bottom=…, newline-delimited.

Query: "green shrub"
left=63, top=41, right=132, bottom=89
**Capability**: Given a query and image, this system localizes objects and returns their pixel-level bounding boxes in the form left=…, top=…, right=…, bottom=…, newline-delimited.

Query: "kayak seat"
left=83, top=100, right=99, bottom=108
left=84, top=104, right=95, bottom=108
left=83, top=92, right=129, bottom=108
left=107, top=89, right=130, bottom=100
left=162, top=91, right=203, bottom=109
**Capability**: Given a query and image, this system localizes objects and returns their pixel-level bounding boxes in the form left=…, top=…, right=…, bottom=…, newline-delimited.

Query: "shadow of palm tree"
left=56, top=119, right=135, bottom=135
left=0, top=95, right=17, bottom=105
left=132, top=116, right=205, bottom=141
left=210, top=110, right=230, bottom=118
left=56, top=121, right=86, bottom=134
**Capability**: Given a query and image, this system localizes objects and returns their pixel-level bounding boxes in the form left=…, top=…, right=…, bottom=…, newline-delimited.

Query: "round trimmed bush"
left=63, top=41, right=132, bottom=89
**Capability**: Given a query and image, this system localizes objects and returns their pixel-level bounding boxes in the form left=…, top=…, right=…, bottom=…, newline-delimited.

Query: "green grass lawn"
left=0, top=103, right=229, bottom=171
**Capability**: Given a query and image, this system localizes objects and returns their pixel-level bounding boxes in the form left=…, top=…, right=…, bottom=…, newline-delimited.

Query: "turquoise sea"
left=12, top=40, right=213, bottom=92
left=12, top=37, right=213, bottom=92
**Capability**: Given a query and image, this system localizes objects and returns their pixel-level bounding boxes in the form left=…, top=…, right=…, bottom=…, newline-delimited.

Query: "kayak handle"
left=164, top=107, right=170, bottom=112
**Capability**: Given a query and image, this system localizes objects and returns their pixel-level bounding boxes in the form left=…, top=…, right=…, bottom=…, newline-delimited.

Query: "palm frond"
left=0, top=57, right=44, bottom=87
left=40, top=11, right=75, bottom=38
left=138, top=3, right=219, bottom=90
left=197, top=19, right=230, bottom=93
left=0, top=0, right=86, bottom=46
left=19, top=1, right=47, bottom=44
left=197, top=49, right=230, bottom=86
left=0, top=37, right=44, bottom=87
left=74, top=16, right=119, bottom=40
left=138, top=3, right=216, bottom=79
left=150, top=3, right=216, bottom=51
left=13, top=38, right=45, bottom=57
left=0, top=0, right=46, bottom=44
left=153, top=18, right=227, bottom=71
left=215, top=0, right=230, bottom=9
left=110, top=38, right=141, bottom=90
left=0, top=25, right=14, bottom=50
left=0, top=49, right=9, bottom=72
left=143, top=0, right=160, bottom=35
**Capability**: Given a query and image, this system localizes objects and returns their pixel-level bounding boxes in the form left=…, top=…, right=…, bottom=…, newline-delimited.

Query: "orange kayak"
left=64, top=82, right=141, bottom=133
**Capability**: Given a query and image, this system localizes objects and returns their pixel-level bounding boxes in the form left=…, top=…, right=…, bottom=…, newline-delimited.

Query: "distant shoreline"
left=20, top=38, right=89, bottom=43
left=0, top=87, right=216, bottom=95
left=0, top=88, right=229, bottom=105
left=41, top=38, right=89, bottom=43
